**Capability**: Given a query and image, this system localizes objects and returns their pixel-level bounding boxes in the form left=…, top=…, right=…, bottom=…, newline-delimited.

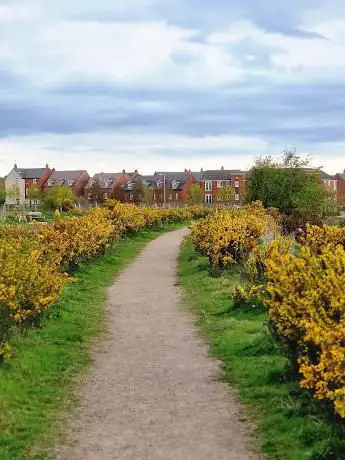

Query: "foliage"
left=142, top=187, right=155, bottom=206
left=187, top=183, right=203, bottom=204
left=26, top=184, right=42, bottom=202
left=188, top=202, right=278, bottom=267
left=180, top=242, right=345, bottom=459
left=246, top=150, right=333, bottom=230
left=0, top=203, right=209, bottom=362
left=43, top=185, right=76, bottom=211
left=218, top=185, right=235, bottom=204
left=0, top=182, right=5, bottom=205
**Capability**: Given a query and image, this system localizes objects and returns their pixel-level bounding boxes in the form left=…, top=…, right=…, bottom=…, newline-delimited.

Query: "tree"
left=6, top=185, right=21, bottom=204
left=142, top=187, right=154, bottom=206
left=218, top=186, right=235, bottom=205
left=110, top=185, right=125, bottom=202
left=132, top=180, right=144, bottom=204
left=187, top=183, right=203, bottom=204
left=88, top=181, right=103, bottom=206
left=26, top=184, right=42, bottom=209
left=43, top=186, right=76, bottom=211
left=246, top=149, right=334, bottom=229
left=0, top=182, right=5, bottom=205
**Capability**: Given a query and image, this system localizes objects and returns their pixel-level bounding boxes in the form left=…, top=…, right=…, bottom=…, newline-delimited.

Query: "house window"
left=205, top=194, right=213, bottom=204
left=153, top=193, right=156, bottom=201
left=104, top=192, right=108, bottom=200
left=127, top=182, right=133, bottom=190
left=33, top=179, right=38, bottom=184
left=129, top=193, right=134, bottom=201
left=169, top=193, right=173, bottom=200
left=235, top=194, right=240, bottom=201
left=88, top=193, right=92, bottom=201
left=172, top=180, right=180, bottom=190
left=226, top=180, right=231, bottom=187
left=205, top=181, right=212, bottom=191
left=217, top=180, right=223, bottom=188
left=175, top=193, right=178, bottom=200
left=235, top=180, right=240, bottom=188
left=67, top=180, right=74, bottom=186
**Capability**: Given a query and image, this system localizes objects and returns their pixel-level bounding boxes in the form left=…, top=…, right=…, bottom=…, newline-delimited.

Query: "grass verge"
left=0, top=223, right=186, bottom=460
left=179, top=241, right=345, bottom=460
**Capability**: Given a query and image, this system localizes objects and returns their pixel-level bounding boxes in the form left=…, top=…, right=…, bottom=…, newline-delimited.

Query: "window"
left=153, top=193, right=156, bottom=201
left=127, top=182, right=133, bottom=190
left=172, top=180, right=180, bottom=190
left=226, top=180, right=231, bottom=187
left=67, top=180, right=74, bottom=186
left=157, top=180, right=163, bottom=188
left=217, top=180, right=223, bottom=188
left=235, top=194, right=240, bottom=201
left=205, top=181, right=212, bottom=191
left=88, top=193, right=92, bottom=201
left=175, top=193, right=178, bottom=200
left=104, top=192, right=108, bottom=200
left=234, top=180, right=240, bottom=188
left=169, top=193, right=173, bottom=200
left=33, top=179, right=38, bottom=184
left=129, top=193, right=134, bottom=201
left=205, top=194, right=213, bottom=204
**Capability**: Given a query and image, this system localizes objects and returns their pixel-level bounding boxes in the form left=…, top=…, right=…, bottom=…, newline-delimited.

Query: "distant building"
left=5, top=164, right=52, bottom=205
left=198, top=168, right=248, bottom=204
left=46, top=170, right=90, bottom=197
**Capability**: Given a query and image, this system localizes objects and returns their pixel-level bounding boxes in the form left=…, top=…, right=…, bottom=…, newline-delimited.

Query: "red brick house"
left=85, top=170, right=140, bottom=203
left=5, top=164, right=52, bottom=205
left=46, top=170, right=90, bottom=197
left=198, top=168, right=248, bottom=204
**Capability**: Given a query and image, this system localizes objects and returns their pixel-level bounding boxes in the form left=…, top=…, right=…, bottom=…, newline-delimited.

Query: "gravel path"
left=56, top=229, right=260, bottom=460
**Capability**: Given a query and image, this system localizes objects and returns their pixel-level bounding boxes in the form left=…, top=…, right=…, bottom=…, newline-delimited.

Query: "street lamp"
left=158, top=173, right=166, bottom=208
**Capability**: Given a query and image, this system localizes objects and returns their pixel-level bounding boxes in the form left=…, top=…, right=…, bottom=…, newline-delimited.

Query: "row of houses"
left=4, top=163, right=345, bottom=206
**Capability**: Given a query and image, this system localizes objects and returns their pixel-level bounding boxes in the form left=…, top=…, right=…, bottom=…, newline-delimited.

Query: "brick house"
left=86, top=170, right=140, bottom=203
left=199, top=168, right=248, bottom=204
left=5, top=164, right=52, bottom=205
left=150, top=171, right=196, bottom=205
left=46, top=170, right=90, bottom=197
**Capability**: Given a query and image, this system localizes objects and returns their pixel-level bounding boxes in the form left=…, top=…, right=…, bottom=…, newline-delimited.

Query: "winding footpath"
left=56, top=229, right=260, bottom=460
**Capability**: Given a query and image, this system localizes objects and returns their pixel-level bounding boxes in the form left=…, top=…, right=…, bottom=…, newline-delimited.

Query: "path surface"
left=56, top=229, right=260, bottom=460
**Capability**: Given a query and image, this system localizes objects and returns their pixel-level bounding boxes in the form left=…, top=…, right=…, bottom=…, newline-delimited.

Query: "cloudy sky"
left=1, top=0, right=345, bottom=175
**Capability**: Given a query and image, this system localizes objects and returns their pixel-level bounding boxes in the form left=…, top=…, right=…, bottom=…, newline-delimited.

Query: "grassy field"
left=179, top=241, right=345, bottom=460
left=0, top=224, right=185, bottom=460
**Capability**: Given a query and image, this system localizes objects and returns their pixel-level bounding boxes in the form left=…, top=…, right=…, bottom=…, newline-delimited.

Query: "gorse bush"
left=189, top=202, right=279, bottom=267
left=188, top=205, right=345, bottom=420
left=0, top=203, right=209, bottom=361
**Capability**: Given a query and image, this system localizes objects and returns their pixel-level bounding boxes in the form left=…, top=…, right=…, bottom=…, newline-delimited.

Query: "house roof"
left=201, top=169, right=244, bottom=181
left=16, top=168, right=48, bottom=179
left=48, top=170, right=88, bottom=185
left=153, top=172, right=191, bottom=190
left=191, top=171, right=203, bottom=182
left=320, top=171, right=336, bottom=180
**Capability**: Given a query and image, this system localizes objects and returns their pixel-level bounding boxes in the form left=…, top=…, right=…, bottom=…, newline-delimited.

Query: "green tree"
left=218, top=186, right=235, bottom=205
left=246, top=150, right=333, bottom=228
left=43, top=186, right=76, bottom=211
left=88, top=181, right=103, bottom=206
left=142, top=187, right=155, bottom=206
left=26, top=184, right=42, bottom=209
left=0, top=182, right=5, bottom=205
left=187, top=183, right=203, bottom=204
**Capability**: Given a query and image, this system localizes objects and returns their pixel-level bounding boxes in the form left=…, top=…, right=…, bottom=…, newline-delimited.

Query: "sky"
left=1, top=0, right=345, bottom=176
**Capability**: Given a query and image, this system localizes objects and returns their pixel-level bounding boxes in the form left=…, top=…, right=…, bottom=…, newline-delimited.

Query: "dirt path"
left=56, top=229, right=260, bottom=460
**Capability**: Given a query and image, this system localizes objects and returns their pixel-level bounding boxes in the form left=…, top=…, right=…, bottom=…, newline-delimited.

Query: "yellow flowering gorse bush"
left=0, top=203, right=208, bottom=361
left=189, top=202, right=278, bottom=267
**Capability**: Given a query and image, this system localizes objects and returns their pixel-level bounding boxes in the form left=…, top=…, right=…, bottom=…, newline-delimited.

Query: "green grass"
left=0, top=223, right=185, bottom=460
left=179, top=242, right=345, bottom=460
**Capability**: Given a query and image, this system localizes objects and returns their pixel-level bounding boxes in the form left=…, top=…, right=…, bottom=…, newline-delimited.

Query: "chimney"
left=135, top=169, right=138, bottom=174
left=184, top=168, right=188, bottom=174
left=46, top=163, right=49, bottom=169
left=122, top=169, right=126, bottom=174
left=221, top=166, right=224, bottom=171
left=200, top=168, right=203, bottom=173
left=14, top=163, right=17, bottom=169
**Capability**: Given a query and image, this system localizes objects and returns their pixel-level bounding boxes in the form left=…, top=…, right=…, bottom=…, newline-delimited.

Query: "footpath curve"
left=56, top=228, right=260, bottom=460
